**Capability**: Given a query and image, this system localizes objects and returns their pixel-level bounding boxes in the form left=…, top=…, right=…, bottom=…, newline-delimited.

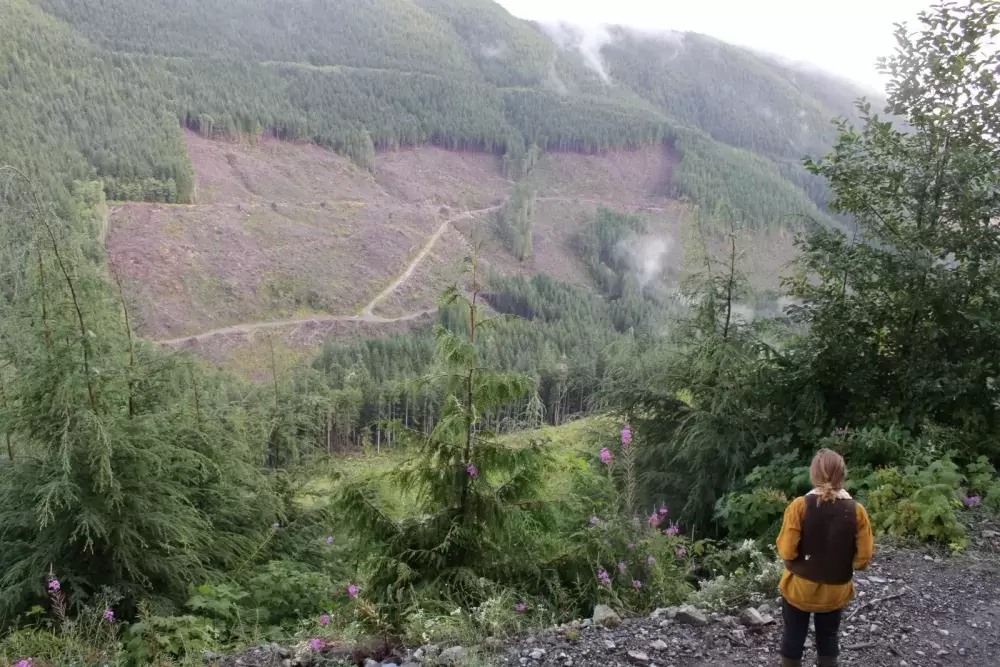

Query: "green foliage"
left=13, top=0, right=865, bottom=225
left=243, top=561, right=338, bottom=629
left=791, top=0, right=1000, bottom=436
left=0, top=0, right=194, bottom=204
left=609, top=0, right=1000, bottom=542
left=688, top=540, right=783, bottom=612
left=335, top=259, right=553, bottom=628
left=715, top=488, right=789, bottom=541
left=495, top=183, right=535, bottom=261
left=867, top=459, right=966, bottom=546
left=125, top=612, right=216, bottom=664
left=0, top=175, right=282, bottom=621
left=575, top=207, right=647, bottom=298
left=0, top=589, right=125, bottom=667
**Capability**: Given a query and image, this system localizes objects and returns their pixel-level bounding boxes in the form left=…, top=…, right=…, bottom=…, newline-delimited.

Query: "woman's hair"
left=810, top=448, right=847, bottom=503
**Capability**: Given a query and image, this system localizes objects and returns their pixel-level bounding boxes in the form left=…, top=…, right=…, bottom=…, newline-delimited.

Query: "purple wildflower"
left=590, top=515, right=601, bottom=526
left=676, top=546, right=687, bottom=558
left=647, top=555, right=656, bottom=565
left=627, top=543, right=635, bottom=550
left=597, top=568, right=612, bottom=586
left=647, top=513, right=661, bottom=529
left=466, top=464, right=479, bottom=479
left=658, top=506, right=668, bottom=516
left=664, top=522, right=680, bottom=537
left=15, top=660, right=32, bottom=667
left=320, top=614, right=330, bottom=626
left=964, top=495, right=982, bottom=507
left=515, top=602, right=527, bottom=613
left=326, top=536, right=335, bottom=545
left=347, top=584, right=359, bottom=599
left=47, top=579, right=60, bottom=593
left=632, top=580, right=642, bottom=590
left=103, top=609, right=115, bottom=624
left=600, top=447, right=612, bottom=465
left=621, top=425, right=632, bottom=448
left=617, top=561, right=627, bottom=571
left=310, top=638, right=324, bottom=651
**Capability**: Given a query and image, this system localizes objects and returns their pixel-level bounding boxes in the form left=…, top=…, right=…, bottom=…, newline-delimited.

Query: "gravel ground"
left=498, top=546, right=1000, bottom=667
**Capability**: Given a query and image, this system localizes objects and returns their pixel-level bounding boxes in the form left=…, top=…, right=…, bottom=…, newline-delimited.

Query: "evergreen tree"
left=0, top=171, right=281, bottom=620
left=336, top=251, right=553, bottom=624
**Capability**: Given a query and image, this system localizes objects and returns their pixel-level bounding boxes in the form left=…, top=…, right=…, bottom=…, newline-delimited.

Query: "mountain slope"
left=1, top=0, right=883, bottom=367
left=20, top=0, right=872, bottom=228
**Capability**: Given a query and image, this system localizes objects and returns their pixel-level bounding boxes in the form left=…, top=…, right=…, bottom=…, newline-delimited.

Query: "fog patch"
left=616, top=234, right=674, bottom=291
left=480, top=41, right=510, bottom=60
left=541, top=22, right=613, bottom=83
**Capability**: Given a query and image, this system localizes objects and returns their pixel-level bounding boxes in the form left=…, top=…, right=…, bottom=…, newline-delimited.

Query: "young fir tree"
left=337, top=249, right=553, bottom=625
left=0, top=169, right=281, bottom=620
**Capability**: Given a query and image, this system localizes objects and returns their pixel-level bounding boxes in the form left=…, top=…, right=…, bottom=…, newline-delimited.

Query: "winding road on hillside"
left=156, top=197, right=671, bottom=346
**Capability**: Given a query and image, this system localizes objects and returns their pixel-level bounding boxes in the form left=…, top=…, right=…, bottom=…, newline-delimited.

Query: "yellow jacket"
left=776, top=494, right=874, bottom=613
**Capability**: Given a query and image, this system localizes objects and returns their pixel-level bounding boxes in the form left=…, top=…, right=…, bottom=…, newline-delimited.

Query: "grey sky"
left=495, top=0, right=936, bottom=92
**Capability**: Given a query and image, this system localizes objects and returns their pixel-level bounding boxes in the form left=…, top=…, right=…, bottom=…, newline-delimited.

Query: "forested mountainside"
left=4, top=0, right=881, bottom=228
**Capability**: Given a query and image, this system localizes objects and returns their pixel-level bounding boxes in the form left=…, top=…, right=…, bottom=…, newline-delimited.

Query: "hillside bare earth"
left=109, top=133, right=797, bottom=367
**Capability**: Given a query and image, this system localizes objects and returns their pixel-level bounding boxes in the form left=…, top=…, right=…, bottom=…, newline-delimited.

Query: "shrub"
left=124, top=611, right=217, bottom=664
left=867, top=458, right=966, bottom=546
left=689, top=540, right=783, bottom=612
left=715, top=487, right=789, bottom=540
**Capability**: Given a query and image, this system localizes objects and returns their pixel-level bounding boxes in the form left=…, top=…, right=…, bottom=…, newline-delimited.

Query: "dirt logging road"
left=156, top=197, right=667, bottom=346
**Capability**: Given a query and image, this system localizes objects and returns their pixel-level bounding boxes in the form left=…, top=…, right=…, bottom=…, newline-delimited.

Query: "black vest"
left=785, top=494, right=857, bottom=585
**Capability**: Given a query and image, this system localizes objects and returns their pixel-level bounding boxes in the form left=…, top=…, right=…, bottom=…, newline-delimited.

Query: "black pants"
left=780, top=599, right=843, bottom=660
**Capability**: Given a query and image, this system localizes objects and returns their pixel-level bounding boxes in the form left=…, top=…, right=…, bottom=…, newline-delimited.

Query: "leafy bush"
left=125, top=612, right=217, bottom=664
left=688, top=540, right=783, bottom=612
left=867, top=458, right=966, bottom=546
left=715, top=488, right=789, bottom=540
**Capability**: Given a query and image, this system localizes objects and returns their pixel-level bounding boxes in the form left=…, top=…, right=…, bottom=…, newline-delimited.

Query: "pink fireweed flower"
left=47, top=579, right=60, bottom=593
left=326, top=536, right=335, bottom=544
left=589, top=515, right=601, bottom=526
left=103, top=609, right=115, bottom=624
left=514, top=602, right=527, bottom=613
left=664, top=522, right=680, bottom=536
left=617, top=561, right=627, bottom=571
left=320, top=614, right=330, bottom=626
left=676, top=546, right=687, bottom=558
left=15, top=660, right=32, bottom=667
left=647, top=513, right=661, bottom=528
left=466, top=464, right=479, bottom=479
left=658, top=506, right=668, bottom=516
left=964, top=495, right=982, bottom=507
left=647, top=555, right=656, bottom=565
left=597, top=568, right=612, bottom=586
left=621, top=425, right=632, bottom=448
left=600, top=447, right=612, bottom=465
left=632, top=580, right=642, bottom=590
left=310, top=638, right=324, bottom=651
left=347, top=584, right=359, bottom=599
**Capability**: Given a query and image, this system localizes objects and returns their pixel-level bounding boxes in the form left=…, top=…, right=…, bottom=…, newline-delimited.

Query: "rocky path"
left=499, top=547, right=1000, bottom=667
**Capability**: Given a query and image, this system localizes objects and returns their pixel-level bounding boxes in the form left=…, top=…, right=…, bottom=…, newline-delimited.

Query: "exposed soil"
left=109, top=134, right=799, bottom=374
left=107, top=132, right=509, bottom=339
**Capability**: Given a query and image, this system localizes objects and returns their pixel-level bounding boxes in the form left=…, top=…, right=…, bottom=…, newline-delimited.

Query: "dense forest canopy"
left=3, top=0, right=874, bottom=229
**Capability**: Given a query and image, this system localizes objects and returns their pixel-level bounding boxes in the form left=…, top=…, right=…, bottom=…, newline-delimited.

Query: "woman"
left=776, top=449, right=874, bottom=667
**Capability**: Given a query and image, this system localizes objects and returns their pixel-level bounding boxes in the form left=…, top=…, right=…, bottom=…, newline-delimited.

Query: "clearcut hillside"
left=2, top=0, right=882, bottom=363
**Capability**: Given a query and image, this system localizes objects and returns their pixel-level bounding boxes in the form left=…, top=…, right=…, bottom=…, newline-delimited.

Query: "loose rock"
left=593, top=604, right=623, bottom=628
